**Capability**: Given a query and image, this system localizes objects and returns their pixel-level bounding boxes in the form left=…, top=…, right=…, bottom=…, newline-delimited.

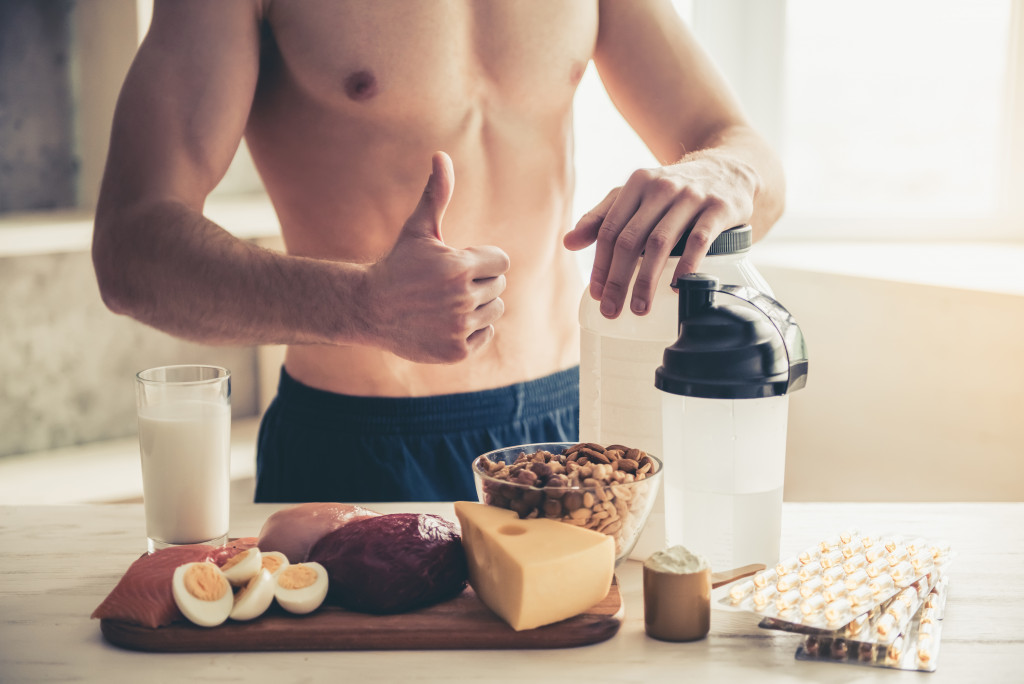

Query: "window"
left=573, top=0, right=1024, bottom=241
left=783, top=0, right=1014, bottom=221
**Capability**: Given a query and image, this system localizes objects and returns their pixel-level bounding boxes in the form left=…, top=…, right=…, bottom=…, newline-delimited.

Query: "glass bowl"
left=472, top=442, right=662, bottom=566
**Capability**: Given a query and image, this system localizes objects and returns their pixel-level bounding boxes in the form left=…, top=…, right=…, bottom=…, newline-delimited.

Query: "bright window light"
left=783, top=0, right=1013, bottom=218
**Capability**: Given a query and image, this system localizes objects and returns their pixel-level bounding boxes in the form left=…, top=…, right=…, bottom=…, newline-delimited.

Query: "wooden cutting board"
left=100, top=581, right=622, bottom=652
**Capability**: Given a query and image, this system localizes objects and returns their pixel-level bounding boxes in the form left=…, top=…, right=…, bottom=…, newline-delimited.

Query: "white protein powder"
left=644, top=545, right=710, bottom=574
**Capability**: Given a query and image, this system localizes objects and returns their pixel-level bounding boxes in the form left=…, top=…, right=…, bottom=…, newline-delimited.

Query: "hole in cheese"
left=498, top=525, right=529, bottom=536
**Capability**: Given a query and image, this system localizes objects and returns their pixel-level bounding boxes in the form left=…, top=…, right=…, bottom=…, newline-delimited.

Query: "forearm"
left=92, top=199, right=371, bottom=347
left=683, top=123, right=786, bottom=242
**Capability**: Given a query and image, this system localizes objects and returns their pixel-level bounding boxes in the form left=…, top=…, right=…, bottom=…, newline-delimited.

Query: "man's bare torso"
left=244, top=0, right=597, bottom=397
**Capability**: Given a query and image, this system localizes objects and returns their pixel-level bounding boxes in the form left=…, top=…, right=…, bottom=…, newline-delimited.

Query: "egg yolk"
left=279, top=564, right=317, bottom=590
left=184, top=563, right=229, bottom=601
left=262, top=555, right=283, bottom=574
left=221, top=549, right=251, bottom=572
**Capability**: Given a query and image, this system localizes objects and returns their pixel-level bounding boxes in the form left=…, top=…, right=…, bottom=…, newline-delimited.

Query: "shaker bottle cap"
left=655, top=274, right=807, bottom=399
left=669, top=224, right=752, bottom=258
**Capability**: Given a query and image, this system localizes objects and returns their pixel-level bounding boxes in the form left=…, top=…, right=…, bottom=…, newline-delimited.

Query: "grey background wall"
left=0, top=248, right=260, bottom=458
left=0, top=0, right=77, bottom=212
left=0, top=0, right=265, bottom=459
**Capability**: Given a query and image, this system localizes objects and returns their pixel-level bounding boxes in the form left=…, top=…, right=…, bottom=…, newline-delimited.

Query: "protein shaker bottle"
left=654, top=274, right=808, bottom=569
left=578, top=225, right=773, bottom=560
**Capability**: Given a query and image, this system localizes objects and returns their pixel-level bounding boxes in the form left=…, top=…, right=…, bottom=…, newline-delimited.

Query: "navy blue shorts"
left=255, top=366, right=579, bottom=503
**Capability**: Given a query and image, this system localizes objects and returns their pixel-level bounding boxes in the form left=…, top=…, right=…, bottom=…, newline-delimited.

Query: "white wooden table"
left=1, top=501, right=1020, bottom=683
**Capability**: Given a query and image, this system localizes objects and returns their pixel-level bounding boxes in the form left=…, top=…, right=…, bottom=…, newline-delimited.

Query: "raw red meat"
left=308, top=513, right=468, bottom=614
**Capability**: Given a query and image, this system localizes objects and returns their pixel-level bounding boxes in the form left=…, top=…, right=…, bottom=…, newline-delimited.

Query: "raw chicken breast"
left=257, top=502, right=380, bottom=563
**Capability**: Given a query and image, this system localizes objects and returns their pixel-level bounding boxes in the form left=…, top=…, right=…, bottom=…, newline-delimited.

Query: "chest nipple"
left=344, top=70, right=379, bottom=101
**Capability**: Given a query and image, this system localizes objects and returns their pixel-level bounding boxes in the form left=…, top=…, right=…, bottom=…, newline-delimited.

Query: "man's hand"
left=363, top=152, right=511, bottom=364
left=563, top=149, right=758, bottom=320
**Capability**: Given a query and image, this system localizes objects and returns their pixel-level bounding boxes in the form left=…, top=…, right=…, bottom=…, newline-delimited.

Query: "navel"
left=344, top=70, right=379, bottom=101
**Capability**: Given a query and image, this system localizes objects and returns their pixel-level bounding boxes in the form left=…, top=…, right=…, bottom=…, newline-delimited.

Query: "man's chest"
left=261, top=0, right=598, bottom=118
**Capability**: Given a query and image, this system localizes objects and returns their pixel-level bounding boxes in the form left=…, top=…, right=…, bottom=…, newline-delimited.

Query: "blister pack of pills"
left=720, top=530, right=951, bottom=672
left=793, top=576, right=948, bottom=671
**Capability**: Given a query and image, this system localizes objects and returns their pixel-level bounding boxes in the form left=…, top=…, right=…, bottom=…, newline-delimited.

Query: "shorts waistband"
left=275, top=366, right=579, bottom=434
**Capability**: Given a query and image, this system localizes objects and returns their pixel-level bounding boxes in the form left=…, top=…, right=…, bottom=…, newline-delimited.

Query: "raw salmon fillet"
left=92, top=538, right=258, bottom=628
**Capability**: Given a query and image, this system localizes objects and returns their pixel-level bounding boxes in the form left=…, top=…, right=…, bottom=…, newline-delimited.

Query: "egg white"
left=171, top=562, right=233, bottom=627
left=220, top=547, right=263, bottom=587
left=229, top=568, right=276, bottom=621
left=275, top=561, right=328, bottom=615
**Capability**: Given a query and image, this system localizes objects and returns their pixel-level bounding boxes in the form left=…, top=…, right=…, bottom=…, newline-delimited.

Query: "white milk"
left=137, top=400, right=231, bottom=544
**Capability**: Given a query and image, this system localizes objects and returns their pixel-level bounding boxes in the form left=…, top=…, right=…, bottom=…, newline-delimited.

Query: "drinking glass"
left=135, top=365, right=231, bottom=553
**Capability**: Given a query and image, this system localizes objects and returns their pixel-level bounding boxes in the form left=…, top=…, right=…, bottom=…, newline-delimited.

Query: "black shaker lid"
left=654, top=274, right=808, bottom=399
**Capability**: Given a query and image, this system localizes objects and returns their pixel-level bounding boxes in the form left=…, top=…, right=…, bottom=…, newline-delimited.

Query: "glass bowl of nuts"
left=472, top=442, right=662, bottom=566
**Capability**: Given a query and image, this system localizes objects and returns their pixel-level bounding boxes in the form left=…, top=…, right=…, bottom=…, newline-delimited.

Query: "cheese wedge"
left=454, top=501, right=615, bottom=631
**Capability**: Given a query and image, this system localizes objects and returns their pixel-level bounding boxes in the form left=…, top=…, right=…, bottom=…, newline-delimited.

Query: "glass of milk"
left=135, top=365, right=231, bottom=553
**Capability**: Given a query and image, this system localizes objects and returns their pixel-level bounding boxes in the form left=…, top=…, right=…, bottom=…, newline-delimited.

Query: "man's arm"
left=93, top=1, right=507, bottom=362
left=563, top=0, right=785, bottom=319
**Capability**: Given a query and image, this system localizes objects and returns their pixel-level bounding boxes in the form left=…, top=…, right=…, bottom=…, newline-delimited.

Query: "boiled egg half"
left=260, top=550, right=290, bottom=579
left=229, top=568, right=277, bottom=621
left=220, top=547, right=263, bottom=587
left=172, top=561, right=233, bottom=627
left=275, top=561, right=328, bottom=614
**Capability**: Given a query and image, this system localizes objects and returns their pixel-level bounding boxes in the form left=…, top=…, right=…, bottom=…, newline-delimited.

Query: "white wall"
left=755, top=254, right=1024, bottom=502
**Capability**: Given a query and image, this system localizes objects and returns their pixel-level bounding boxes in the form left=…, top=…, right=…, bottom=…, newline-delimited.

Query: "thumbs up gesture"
left=364, top=152, right=510, bottom=364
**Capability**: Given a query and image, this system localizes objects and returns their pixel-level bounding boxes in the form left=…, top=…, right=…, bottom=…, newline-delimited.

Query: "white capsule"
left=849, top=585, right=875, bottom=607
left=730, top=579, right=755, bottom=603
left=844, top=568, right=869, bottom=591
left=798, top=562, right=822, bottom=582
left=875, top=612, right=899, bottom=638
left=776, top=572, right=800, bottom=592
left=865, top=545, right=887, bottom=563
left=887, top=635, right=905, bottom=662
left=841, top=538, right=864, bottom=558
left=890, top=560, right=916, bottom=585
left=823, top=583, right=848, bottom=603
left=776, top=557, right=800, bottom=576
left=753, top=587, right=777, bottom=611
left=819, top=535, right=841, bottom=553
left=869, top=574, right=895, bottom=596
left=800, top=576, right=825, bottom=598
left=798, top=546, right=820, bottom=565
left=909, top=553, right=934, bottom=574
left=885, top=599, right=909, bottom=621
left=846, top=612, right=871, bottom=637
left=842, top=554, right=867, bottom=574
left=865, top=558, right=889, bottom=578
left=821, top=566, right=846, bottom=586
left=824, top=598, right=852, bottom=624
left=753, top=568, right=779, bottom=589
left=887, top=546, right=910, bottom=565
left=775, top=588, right=802, bottom=611
left=820, top=549, right=844, bottom=569
left=906, top=537, right=928, bottom=555
left=800, top=593, right=827, bottom=616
